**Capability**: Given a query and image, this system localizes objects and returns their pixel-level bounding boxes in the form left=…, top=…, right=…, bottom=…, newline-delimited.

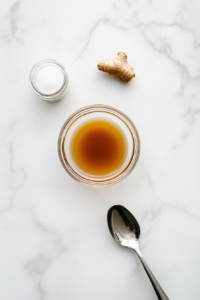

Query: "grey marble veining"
left=0, top=0, right=200, bottom=299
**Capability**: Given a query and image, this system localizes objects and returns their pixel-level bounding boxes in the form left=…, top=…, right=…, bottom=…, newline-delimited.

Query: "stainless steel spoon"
left=107, top=205, right=169, bottom=300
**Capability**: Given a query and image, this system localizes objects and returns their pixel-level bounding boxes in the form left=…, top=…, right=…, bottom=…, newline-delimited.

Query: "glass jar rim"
left=29, top=59, right=69, bottom=100
left=58, top=104, right=140, bottom=187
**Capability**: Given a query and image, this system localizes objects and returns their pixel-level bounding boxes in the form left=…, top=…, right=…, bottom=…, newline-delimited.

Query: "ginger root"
left=97, top=51, right=135, bottom=82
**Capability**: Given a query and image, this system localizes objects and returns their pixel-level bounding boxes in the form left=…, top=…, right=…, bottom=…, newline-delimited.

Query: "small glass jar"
left=29, top=59, right=69, bottom=102
left=58, top=104, right=140, bottom=187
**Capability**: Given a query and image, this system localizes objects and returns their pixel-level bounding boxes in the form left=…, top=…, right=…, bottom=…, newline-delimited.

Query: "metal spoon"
left=107, top=205, right=169, bottom=300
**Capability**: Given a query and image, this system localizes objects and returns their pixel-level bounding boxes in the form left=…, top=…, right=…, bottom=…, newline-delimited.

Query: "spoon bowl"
left=107, top=205, right=169, bottom=300
left=107, top=205, right=141, bottom=253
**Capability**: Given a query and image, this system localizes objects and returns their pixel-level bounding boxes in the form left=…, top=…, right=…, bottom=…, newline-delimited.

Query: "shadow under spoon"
left=107, top=205, right=169, bottom=300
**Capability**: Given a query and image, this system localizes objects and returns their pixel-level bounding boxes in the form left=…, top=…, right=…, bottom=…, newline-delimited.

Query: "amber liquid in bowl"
left=70, top=119, right=128, bottom=176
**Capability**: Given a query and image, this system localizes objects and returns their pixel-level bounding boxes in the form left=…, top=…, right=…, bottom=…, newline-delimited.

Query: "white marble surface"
left=0, top=0, right=200, bottom=299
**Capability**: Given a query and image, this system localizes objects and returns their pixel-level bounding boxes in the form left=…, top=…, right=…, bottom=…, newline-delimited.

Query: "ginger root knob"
left=97, top=51, right=135, bottom=82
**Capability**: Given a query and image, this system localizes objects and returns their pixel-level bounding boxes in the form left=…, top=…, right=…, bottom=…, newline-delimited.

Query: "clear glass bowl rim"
left=58, top=104, right=140, bottom=187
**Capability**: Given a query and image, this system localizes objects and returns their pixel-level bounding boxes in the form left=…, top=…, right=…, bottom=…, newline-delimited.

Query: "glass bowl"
left=58, top=105, right=140, bottom=187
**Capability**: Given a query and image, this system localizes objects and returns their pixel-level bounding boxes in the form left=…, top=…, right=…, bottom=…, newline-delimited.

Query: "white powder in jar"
left=35, top=65, right=64, bottom=95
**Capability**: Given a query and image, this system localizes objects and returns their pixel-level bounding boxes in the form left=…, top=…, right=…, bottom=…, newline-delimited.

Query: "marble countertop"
left=0, top=0, right=200, bottom=299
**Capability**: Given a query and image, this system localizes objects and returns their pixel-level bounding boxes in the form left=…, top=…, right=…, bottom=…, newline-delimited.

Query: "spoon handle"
left=137, top=255, right=169, bottom=300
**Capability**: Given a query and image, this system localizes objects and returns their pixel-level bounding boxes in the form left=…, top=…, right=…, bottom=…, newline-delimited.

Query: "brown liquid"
left=70, top=119, right=128, bottom=176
